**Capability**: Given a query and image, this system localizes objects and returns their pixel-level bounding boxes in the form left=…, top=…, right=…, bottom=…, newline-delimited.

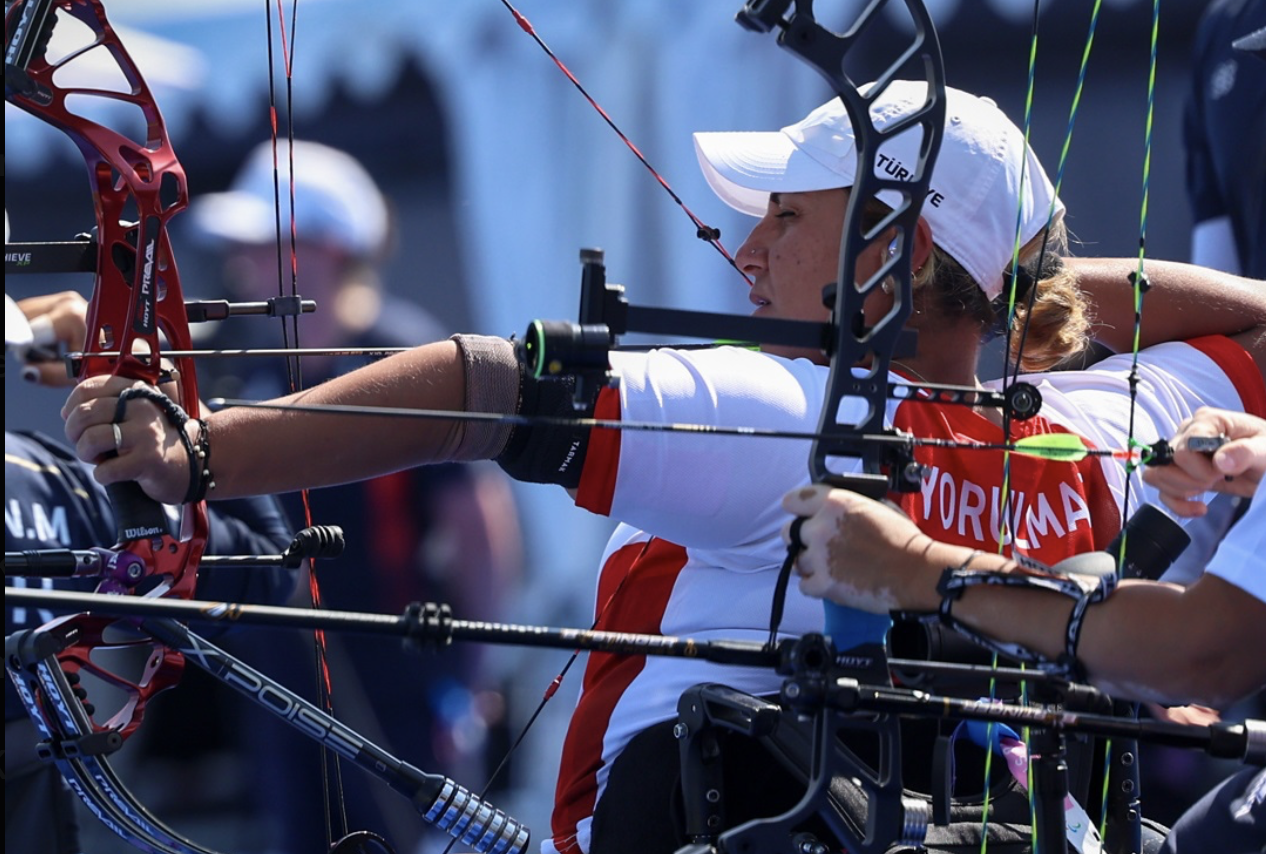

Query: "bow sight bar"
left=525, top=249, right=1043, bottom=493
left=523, top=247, right=851, bottom=406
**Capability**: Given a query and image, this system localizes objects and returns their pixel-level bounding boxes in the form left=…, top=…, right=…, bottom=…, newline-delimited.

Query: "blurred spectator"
left=190, top=140, right=525, bottom=854
left=1184, top=0, right=1265, bottom=278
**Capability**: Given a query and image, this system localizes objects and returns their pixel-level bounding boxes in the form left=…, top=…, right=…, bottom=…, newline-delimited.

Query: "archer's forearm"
left=1076, top=575, right=1266, bottom=707
left=1070, top=257, right=1266, bottom=353
left=912, top=543, right=1078, bottom=664
left=206, top=341, right=470, bottom=498
left=917, top=553, right=1266, bottom=707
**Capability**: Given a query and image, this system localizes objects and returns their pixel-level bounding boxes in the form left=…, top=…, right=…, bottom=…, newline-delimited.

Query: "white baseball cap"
left=191, top=139, right=389, bottom=257
left=693, top=80, right=1063, bottom=299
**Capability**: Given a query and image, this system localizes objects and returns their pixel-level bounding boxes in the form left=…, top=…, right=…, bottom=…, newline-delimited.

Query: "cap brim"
left=694, top=130, right=856, bottom=217
left=1233, top=27, right=1266, bottom=56
left=5, top=294, right=33, bottom=349
left=189, top=192, right=279, bottom=246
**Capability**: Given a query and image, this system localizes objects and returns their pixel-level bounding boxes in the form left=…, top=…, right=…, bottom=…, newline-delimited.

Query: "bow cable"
left=259, top=0, right=359, bottom=846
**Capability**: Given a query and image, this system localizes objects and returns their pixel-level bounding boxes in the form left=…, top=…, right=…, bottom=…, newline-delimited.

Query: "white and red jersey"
left=542, top=335, right=1265, bottom=854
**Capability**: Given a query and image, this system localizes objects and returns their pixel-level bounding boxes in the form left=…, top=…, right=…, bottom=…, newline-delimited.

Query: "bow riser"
left=6, top=0, right=207, bottom=739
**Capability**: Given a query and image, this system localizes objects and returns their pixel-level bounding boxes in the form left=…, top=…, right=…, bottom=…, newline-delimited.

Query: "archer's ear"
left=912, top=216, right=935, bottom=273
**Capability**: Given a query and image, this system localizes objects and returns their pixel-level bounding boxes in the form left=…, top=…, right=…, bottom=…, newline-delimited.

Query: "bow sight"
left=523, top=247, right=843, bottom=409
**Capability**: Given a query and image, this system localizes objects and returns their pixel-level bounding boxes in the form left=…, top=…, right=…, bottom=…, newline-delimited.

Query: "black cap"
left=1233, top=26, right=1266, bottom=56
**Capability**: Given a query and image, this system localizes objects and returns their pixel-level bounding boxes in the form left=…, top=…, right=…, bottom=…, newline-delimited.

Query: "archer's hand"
left=1146, top=702, right=1222, bottom=727
left=16, top=290, right=87, bottom=386
left=780, top=484, right=940, bottom=612
left=63, top=375, right=195, bottom=504
left=1143, top=407, right=1266, bottom=516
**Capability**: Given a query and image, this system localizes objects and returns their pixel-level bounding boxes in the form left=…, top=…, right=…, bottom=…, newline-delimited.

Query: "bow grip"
left=105, top=481, right=171, bottom=543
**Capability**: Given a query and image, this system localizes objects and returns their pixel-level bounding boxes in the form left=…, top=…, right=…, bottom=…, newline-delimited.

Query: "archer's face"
left=736, top=188, right=885, bottom=363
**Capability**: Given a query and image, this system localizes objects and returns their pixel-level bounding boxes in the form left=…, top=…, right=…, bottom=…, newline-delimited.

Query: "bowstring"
left=990, top=3, right=1109, bottom=850
left=495, top=0, right=751, bottom=286
left=1097, top=0, right=1163, bottom=840
left=987, top=1, right=1161, bottom=850
left=262, top=0, right=354, bottom=845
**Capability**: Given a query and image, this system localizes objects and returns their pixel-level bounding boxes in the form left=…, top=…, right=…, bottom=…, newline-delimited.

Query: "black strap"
left=767, top=517, right=807, bottom=651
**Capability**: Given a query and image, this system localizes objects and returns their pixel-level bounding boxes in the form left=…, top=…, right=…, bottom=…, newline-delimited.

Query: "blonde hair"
left=916, top=218, right=1089, bottom=372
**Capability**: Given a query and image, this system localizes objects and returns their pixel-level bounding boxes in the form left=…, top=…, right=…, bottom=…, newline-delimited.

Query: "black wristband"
left=113, top=387, right=213, bottom=504
left=934, top=552, right=1117, bottom=678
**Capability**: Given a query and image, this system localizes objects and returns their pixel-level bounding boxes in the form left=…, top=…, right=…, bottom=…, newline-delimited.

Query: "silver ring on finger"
left=112, top=422, right=124, bottom=454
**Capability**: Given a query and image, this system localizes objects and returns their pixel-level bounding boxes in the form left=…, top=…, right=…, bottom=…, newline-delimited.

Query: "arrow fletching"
left=1011, top=433, right=1094, bottom=462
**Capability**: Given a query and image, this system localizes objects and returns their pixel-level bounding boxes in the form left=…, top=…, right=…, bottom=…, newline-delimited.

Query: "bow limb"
left=771, top=0, right=947, bottom=497
left=686, top=3, right=949, bottom=853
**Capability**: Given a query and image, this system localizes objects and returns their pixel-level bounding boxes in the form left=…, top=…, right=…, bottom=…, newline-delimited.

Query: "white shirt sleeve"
left=605, top=346, right=832, bottom=557
left=1204, top=489, right=1266, bottom=605
left=1026, top=341, right=1251, bottom=522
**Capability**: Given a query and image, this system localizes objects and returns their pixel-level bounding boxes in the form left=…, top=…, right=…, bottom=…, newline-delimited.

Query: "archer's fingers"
left=1168, top=408, right=1266, bottom=474
left=85, top=428, right=157, bottom=490
left=1211, top=435, right=1266, bottom=482
left=71, top=419, right=128, bottom=470
left=77, top=416, right=189, bottom=504
left=22, top=358, right=76, bottom=388
left=1143, top=461, right=1220, bottom=517
left=796, top=567, right=838, bottom=600
left=781, top=483, right=833, bottom=520
left=1143, top=462, right=1223, bottom=497
left=64, top=394, right=119, bottom=451
left=1153, top=490, right=1210, bottom=520
left=61, top=374, right=143, bottom=418
left=1179, top=407, right=1266, bottom=443
left=1146, top=437, right=1265, bottom=499
left=62, top=382, right=158, bottom=453
left=18, top=291, right=87, bottom=342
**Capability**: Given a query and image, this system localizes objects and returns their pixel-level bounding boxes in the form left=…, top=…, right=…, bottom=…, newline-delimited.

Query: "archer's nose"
left=736, top=231, right=767, bottom=282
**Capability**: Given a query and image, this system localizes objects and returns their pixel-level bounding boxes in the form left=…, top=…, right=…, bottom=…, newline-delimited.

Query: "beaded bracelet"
left=191, top=416, right=215, bottom=502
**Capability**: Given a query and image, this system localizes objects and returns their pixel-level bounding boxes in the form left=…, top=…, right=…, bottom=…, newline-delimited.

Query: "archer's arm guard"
left=927, top=553, right=1118, bottom=681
